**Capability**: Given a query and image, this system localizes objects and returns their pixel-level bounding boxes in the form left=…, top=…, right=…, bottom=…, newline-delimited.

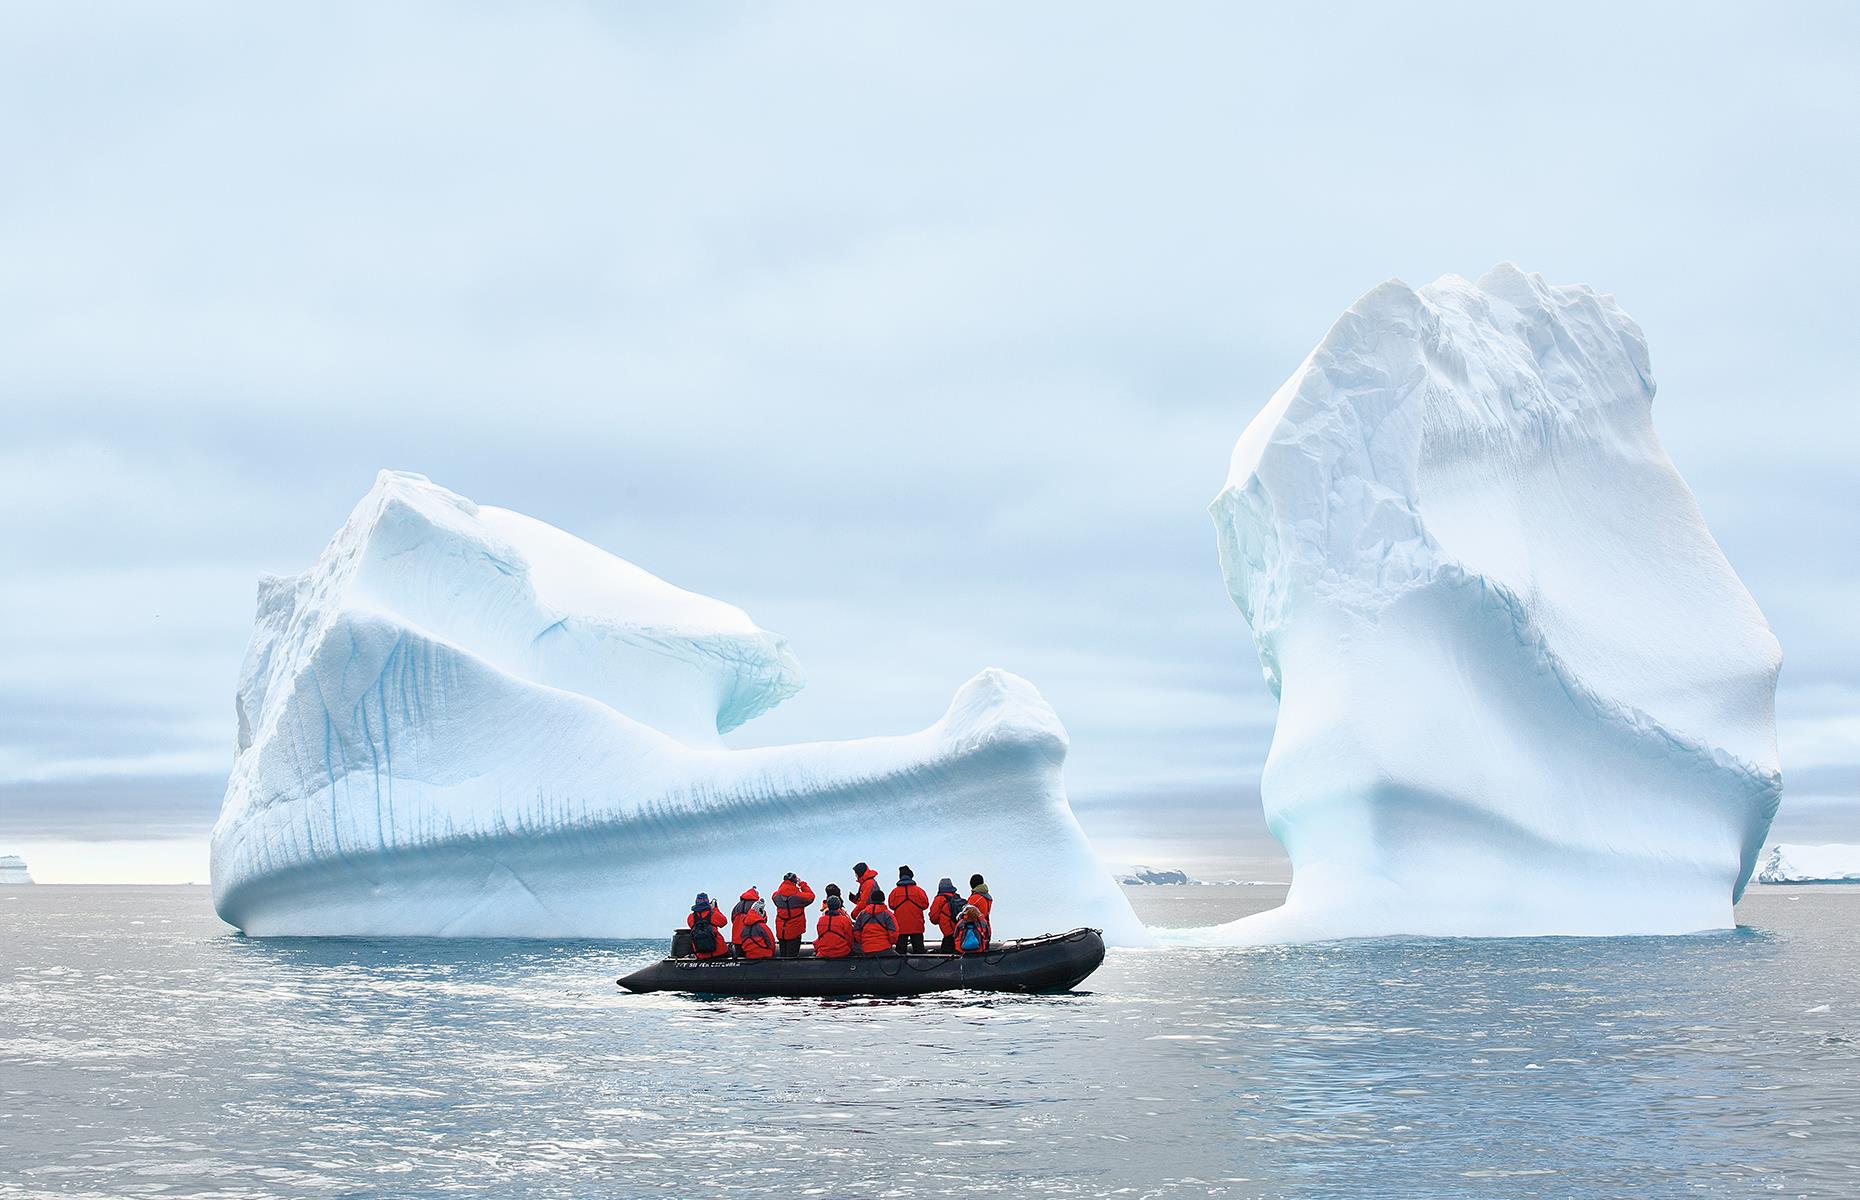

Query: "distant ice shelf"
left=1758, top=844, right=1860, bottom=884
left=1111, top=865, right=1275, bottom=886
left=0, top=854, right=33, bottom=885
left=1114, top=865, right=1196, bottom=886
left=210, top=471, right=1146, bottom=943
left=1197, top=265, right=1783, bottom=943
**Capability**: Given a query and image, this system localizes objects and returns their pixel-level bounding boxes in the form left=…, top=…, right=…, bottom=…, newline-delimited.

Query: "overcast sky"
left=2, top=2, right=1855, bottom=882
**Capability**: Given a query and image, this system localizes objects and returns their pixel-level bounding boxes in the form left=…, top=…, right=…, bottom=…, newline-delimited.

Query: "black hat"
left=783, top=872, right=798, bottom=883
left=825, top=883, right=841, bottom=896
left=825, top=895, right=843, bottom=909
left=853, top=861, right=868, bottom=875
left=969, top=873, right=984, bottom=888
left=898, top=865, right=912, bottom=878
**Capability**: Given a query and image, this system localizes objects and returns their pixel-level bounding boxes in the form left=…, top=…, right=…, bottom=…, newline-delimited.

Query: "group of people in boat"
left=684, top=862, right=994, bottom=961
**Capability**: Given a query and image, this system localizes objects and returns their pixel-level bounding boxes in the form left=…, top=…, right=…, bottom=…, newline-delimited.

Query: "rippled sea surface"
left=3, top=885, right=1856, bottom=1199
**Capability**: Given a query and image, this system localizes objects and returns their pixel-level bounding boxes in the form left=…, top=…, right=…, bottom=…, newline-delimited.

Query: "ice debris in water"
left=212, top=471, right=1144, bottom=942
left=1195, top=264, right=1782, bottom=943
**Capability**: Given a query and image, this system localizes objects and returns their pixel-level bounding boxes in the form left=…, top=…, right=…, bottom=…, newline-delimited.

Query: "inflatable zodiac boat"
left=617, top=928, right=1106, bottom=997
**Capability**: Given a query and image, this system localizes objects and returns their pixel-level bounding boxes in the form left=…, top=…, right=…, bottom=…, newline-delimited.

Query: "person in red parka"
left=852, top=886, right=897, bottom=955
left=887, top=866, right=929, bottom=954
left=772, top=872, right=815, bottom=958
left=848, top=862, right=878, bottom=913
left=954, top=903, right=991, bottom=955
left=967, top=873, right=993, bottom=921
left=730, top=886, right=761, bottom=953
left=737, top=900, right=777, bottom=960
left=686, top=893, right=729, bottom=960
left=928, top=877, right=962, bottom=953
left=814, top=894, right=855, bottom=958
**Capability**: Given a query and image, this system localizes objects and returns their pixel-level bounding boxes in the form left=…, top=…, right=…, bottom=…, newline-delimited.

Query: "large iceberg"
left=1205, top=265, right=1782, bottom=942
left=1758, top=844, right=1860, bottom=884
left=212, top=471, right=1143, bottom=942
left=0, top=855, right=32, bottom=885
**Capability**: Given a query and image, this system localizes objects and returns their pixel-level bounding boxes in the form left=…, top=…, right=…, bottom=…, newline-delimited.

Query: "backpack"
left=959, top=923, right=983, bottom=952
left=690, top=910, right=719, bottom=955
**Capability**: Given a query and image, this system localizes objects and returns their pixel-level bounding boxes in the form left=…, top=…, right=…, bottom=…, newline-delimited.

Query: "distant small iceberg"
left=1115, top=865, right=1196, bottom=885
left=1111, top=864, right=1275, bottom=887
left=1758, top=844, right=1860, bottom=884
left=0, top=855, right=34, bottom=885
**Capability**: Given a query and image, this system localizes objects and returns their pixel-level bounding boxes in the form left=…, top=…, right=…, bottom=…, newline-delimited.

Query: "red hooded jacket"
left=888, top=878, right=929, bottom=935
left=955, top=909, right=991, bottom=954
left=686, top=903, right=728, bottom=959
left=853, top=903, right=898, bottom=953
left=814, top=904, right=855, bottom=958
left=772, top=877, right=815, bottom=941
left=730, top=887, right=761, bottom=945
left=738, top=912, right=776, bottom=959
left=928, top=884, right=961, bottom=936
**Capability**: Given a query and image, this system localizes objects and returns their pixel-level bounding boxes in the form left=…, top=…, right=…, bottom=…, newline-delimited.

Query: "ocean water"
left=2, top=886, right=1855, bottom=1199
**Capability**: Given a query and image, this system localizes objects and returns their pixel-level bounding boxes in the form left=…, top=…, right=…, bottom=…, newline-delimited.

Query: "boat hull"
left=617, top=928, right=1105, bottom=997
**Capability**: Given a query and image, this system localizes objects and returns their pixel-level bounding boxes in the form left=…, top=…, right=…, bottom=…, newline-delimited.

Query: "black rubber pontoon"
left=617, top=928, right=1105, bottom=997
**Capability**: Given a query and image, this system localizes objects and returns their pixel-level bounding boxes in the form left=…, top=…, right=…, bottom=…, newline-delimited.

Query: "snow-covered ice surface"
left=211, top=471, right=1143, bottom=942
left=1759, top=844, right=1860, bottom=884
left=1198, top=265, right=1782, bottom=943
left=0, top=855, right=32, bottom=884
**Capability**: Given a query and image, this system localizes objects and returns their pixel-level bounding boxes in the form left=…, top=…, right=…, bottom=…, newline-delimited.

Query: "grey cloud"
left=0, top=774, right=225, bottom=840
left=1782, top=765, right=1860, bottom=801
left=1768, top=794, right=1860, bottom=846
